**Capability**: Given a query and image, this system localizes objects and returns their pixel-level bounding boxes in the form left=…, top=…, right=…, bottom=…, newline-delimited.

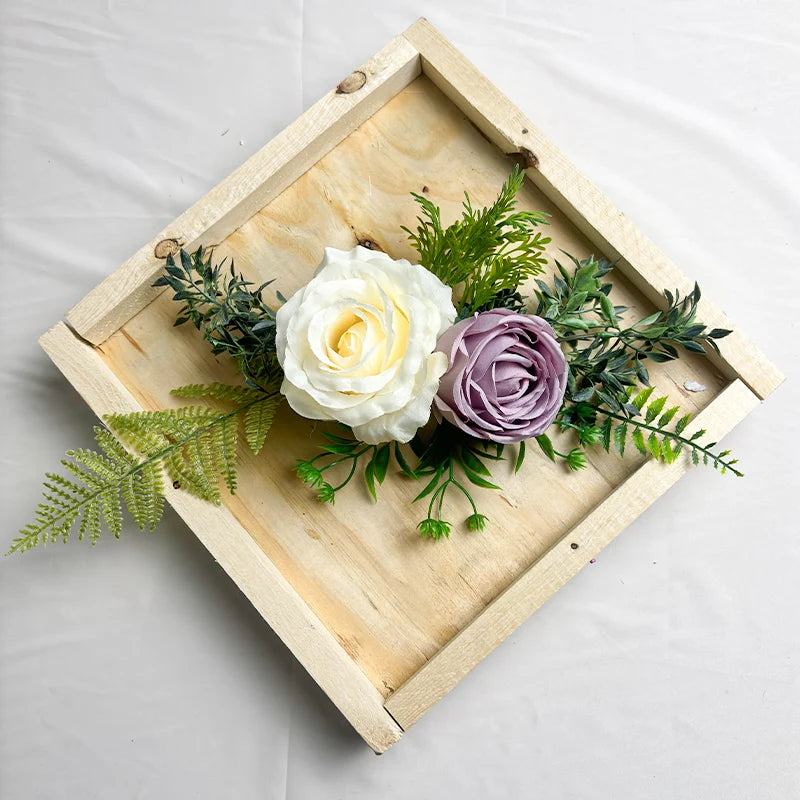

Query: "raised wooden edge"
left=384, top=377, right=760, bottom=729
left=66, top=36, right=422, bottom=346
left=403, top=18, right=784, bottom=401
left=38, top=322, right=403, bottom=754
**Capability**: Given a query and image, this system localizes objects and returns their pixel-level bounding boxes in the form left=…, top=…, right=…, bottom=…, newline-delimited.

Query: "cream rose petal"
left=352, top=351, right=449, bottom=444
left=275, top=245, right=456, bottom=442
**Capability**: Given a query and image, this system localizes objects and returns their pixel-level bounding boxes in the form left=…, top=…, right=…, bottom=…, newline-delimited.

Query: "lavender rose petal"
left=433, top=308, right=568, bottom=443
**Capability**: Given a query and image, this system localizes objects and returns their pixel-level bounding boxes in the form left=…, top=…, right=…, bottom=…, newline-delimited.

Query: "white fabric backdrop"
left=1, top=2, right=798, bottom=797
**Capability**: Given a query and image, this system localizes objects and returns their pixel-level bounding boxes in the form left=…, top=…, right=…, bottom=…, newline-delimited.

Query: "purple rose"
left=433, top=309, right=568, bottom=443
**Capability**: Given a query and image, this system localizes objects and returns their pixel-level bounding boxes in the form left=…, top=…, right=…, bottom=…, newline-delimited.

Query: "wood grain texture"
left=92, top=76, right=728, bottom=703
left=65, top=35, right=421, bottom=346
left=38, top=322, right=403, bottom=754
left=384, top=378, right=761, bottom=729
left=403, top=18, right=784, bottom=401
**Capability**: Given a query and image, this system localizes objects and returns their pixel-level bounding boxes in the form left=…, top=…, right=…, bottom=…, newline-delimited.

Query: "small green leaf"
left=514, top=440, right=526, bottom=473
left=373, top=444, right=390, bottom=484
left=634, top=311, right=662, bottom=328
left=631, top=427, right=647, bottom=456
left=319, top=443, right=357, bottom=455
left=412, top=468, right=443, bottom=503
left=613, top=422, right=627, bottom=456
left=571, top=386, right=595, bottom=402
left=364, top=460, right=377, bottom=501
left=598, top=292, right=618, bottom=325
left=461, top=448, right=491, bottom=476
left=658, top=406, right=679, bottom=428
left=645, top=395, right=667, bottom=423
left=646, top=432, right=661, bottom=460
left=461, top=466, right=501, bottom=490
left=393, top=442, right=415, bottom=478
left=535, top=434, right=556, bottom=462
left=632, top=387, right=655, bottom=411
left=600, top=418, right=612, bottom=452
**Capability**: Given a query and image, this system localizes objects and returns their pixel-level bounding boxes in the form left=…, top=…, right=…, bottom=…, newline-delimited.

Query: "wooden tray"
left=40, top=18, right=782, bottom=752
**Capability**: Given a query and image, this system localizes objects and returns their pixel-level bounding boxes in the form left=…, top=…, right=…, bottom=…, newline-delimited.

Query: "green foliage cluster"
left=10, top=384, right=279, bottom=554
left=532, top=254, right=737, bottom=477
left=403, top=165, right=550, bottom=316
left=294, top=430, right=388, bottom=505
left=14, top=169, right=743, bottom=553
left=372, top=174, right=736, bottom=535
left=534, top=254, right=731, bottom=398
left=153, top=247, right=282, bottom=388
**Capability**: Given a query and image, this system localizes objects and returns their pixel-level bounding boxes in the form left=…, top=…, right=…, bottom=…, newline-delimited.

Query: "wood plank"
left=38, top=322, right=403, bottom=754
left=66, top=35, right=421, bottom=346
left=384, top=378, right=760, bottom=729
left=403, top=18, right=784, bottom=401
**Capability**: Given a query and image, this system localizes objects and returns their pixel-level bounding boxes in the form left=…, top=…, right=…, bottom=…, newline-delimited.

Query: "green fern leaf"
left=244, top=396, right=280, bottom=454
left=658, top=406, right=680, bottom=428
left=632, top=386, right=655, bottom=411
left=10, top=390, right=279, bottom=555
left=631, top=427, right=647, bottom=456
left=172, top=382, right=281, bottom=455
left=645, top=395, right=667, bottom=424
left=613, top=422, right=627, bottom=456
left=646, top=432, right=661, bottom=460
left=172, top=382, right=264, bottom=404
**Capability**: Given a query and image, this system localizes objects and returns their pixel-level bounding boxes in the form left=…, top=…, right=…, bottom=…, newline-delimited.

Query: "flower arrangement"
left=10, top=166, right=739, bottom=553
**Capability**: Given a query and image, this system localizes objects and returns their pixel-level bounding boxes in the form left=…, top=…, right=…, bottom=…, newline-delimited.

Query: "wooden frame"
left=42, top=19, right=782, bottom=752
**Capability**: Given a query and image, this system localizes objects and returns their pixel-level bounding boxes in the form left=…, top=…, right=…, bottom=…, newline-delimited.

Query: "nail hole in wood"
left=506, top=146, right=539, bottom=170
left=570, top=542, right=579, bottom=550
left=336, top=70, right=367, bottom=94
left=154, top=238, right=181, bottom=259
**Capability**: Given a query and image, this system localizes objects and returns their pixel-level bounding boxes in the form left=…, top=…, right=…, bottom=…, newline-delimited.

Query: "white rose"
left=275, top=245, right=456, bottom=444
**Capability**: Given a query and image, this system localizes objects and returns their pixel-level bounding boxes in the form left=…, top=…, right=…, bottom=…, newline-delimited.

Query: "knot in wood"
left=154, top=238, right=181, bottom=259
left=336, top=70, right=367, bottom=94
left=357, top=237, right=383, bottom=251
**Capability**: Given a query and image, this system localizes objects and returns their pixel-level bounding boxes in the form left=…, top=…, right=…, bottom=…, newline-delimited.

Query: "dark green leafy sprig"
left=153, top=247, right=282, bottom=388
left=403, top=165, right=550, bottom=316
left=535, top=255, right=732, bottom=403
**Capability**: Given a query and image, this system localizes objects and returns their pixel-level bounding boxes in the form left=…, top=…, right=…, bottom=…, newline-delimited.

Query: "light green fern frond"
left=171, top=381, right=264, bottom=404
left=594, top=386, right=742, bottom=475
left=170, top=382, right=281, bottom=455
left=9, top=385, right=279, bottom=555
